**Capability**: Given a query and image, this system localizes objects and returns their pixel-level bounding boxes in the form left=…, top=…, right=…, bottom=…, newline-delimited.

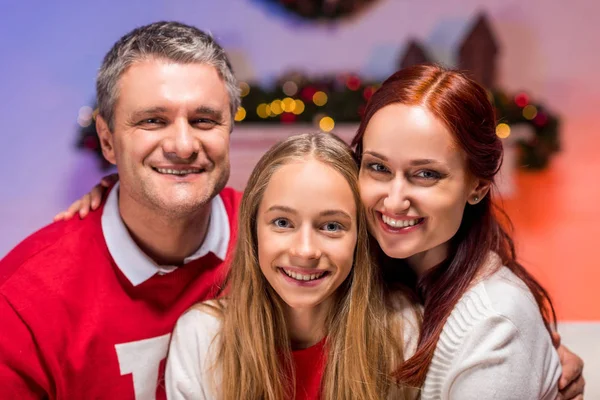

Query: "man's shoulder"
left=0, top=213, right=104, bottom=289
left=218, top=187, right=242, bottom=212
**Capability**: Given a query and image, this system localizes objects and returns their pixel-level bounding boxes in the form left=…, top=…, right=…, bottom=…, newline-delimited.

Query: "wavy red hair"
left=351, top=64, right=557, bottom=387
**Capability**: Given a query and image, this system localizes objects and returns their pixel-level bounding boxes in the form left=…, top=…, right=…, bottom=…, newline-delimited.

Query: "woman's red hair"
left=351, top=64, right=557, bottom=387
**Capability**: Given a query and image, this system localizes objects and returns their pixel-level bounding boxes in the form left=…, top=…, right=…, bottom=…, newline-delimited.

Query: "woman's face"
left=358, top=104, right=483, bottom=274
left=256, top=158, right=357, bottom=311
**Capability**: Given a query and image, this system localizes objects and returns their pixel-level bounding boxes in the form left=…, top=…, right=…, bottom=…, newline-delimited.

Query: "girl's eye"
left=272, top=218, right=290, bottom=229
left=415, top=170, right=442, bottom=180
left=322, top=222, right=343, bottom=232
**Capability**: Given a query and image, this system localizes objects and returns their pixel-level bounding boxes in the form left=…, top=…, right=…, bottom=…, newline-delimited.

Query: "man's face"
left=98, top=59, right=232, bottom=217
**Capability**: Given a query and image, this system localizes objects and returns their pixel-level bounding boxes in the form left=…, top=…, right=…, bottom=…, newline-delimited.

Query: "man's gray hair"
left=97, top=21, right=241, bottom=131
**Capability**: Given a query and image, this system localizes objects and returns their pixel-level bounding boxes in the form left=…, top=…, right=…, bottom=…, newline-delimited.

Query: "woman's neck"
left=406, top=242, right=450, bottom=278
left=283, top=299, right=331, bottom=350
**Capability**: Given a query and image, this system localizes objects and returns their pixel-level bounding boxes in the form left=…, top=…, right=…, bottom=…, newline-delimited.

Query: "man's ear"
left=467, top=179, right=491, bottom=205
left=96, top=116, right=117, bottom=165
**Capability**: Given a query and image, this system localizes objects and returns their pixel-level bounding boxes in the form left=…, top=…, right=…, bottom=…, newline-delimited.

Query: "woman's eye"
left=367, top=162, right=389, bottom=173
left=415, top=170, right=442, bottom=180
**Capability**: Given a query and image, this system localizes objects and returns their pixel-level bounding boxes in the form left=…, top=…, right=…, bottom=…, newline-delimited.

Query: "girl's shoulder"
left=175, top=300, right=225, bottom=342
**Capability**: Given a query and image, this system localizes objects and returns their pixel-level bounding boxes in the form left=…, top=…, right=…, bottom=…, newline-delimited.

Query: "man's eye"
left=193, top=119, right=218, bottom=127
left=137, top=118, right=164, bottom=127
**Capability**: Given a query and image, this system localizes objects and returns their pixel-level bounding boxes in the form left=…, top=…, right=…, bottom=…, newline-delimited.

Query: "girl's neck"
left=283, top=299, right=331, bottom=350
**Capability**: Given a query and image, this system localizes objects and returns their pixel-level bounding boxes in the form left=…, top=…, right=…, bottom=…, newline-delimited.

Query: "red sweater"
left=0, top=188, right=241, bottom=399
left=292, top=338, right=327, bottom=400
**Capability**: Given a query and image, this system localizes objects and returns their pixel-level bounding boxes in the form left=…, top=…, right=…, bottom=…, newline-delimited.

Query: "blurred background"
left=0, top=0, right=598, bottom=394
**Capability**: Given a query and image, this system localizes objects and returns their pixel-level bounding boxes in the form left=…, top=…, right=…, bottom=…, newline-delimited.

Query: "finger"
left=551, top=331, right=561, bottom=348
left=559, top=362, right=584, bottom=389
left=90, top=186, right=105, bottom=209
left=560, top=376, right=585, bottom=400
left=63, top=200, right=82, bottom=219
left=100, top=173, right=119, bottom=187
left=78, top=194, right=93, bottom=219
left=53, top=212, right=66, bottom=222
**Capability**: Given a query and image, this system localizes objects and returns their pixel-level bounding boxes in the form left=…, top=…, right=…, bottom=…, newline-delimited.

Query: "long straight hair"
left=351, top=65, right=557, bottom=387
left=204, top=133, right=412, bottom=399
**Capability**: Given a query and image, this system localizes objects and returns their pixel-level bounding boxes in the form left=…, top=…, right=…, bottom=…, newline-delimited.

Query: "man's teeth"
left=282, top=269, right=326, bottom=281
left=382, top=215, right=421, bottom=228
left=155, top=168, right=202, bottom=175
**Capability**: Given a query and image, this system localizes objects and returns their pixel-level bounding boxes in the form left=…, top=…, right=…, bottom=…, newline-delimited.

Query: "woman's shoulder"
left=476, top=266, right=545, bottom=327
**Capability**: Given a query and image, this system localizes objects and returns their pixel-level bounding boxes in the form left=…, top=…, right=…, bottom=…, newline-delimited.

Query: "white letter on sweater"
left=115, top=334, right=171, bottom=400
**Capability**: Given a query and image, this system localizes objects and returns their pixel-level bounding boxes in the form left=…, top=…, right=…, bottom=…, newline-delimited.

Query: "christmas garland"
left=77, top=73, right=560, bottom=170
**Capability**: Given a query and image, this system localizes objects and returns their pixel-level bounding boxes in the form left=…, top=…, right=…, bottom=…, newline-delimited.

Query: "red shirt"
left=291, top=338, right=327, bottom=400
left=0, top=188, right=241, bottom=399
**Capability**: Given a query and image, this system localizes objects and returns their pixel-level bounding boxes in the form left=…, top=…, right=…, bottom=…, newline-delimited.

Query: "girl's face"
left=256, top=158, right=357, bottom=311
left=358, top=104, right=484, bottom=274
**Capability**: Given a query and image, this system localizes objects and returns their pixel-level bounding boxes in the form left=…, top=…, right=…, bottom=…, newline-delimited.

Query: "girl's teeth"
left=382, top=215, right=421, bottom=228
left=283, top=269, right=325, bottom=281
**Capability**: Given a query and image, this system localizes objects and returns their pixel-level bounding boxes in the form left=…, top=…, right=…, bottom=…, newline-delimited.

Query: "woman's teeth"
left=382, top=215, right=421, bottom=228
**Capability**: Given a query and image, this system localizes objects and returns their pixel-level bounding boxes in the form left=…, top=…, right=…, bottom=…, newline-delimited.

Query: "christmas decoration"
left=260, top=0, right=380, bottom=22
left=76, top=77, right=559, bottom=170
left=76, top=13, right=559, bottom=171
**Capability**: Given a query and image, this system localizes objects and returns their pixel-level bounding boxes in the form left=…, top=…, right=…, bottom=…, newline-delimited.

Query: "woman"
left=352, top=64, right=565, bottom=399
left=57, top=66, right=585, bottom=399
left=166, top=132, right=414, bottom=399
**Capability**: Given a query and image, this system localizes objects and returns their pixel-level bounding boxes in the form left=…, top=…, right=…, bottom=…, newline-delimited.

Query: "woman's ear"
left=467, top=179, right=491, bottom=205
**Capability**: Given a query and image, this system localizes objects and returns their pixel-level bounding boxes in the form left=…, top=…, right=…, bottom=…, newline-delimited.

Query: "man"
left=0, top=21, right=242, bottom=399
left=1, top=21, right=586, bottom=400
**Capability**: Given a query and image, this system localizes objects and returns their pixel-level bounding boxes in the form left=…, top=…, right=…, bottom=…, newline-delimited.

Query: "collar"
left=101, top=182, right=230, bottom=286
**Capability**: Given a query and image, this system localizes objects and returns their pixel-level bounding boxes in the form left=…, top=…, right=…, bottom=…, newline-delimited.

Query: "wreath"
left=260, top=0, right=380, bottom=21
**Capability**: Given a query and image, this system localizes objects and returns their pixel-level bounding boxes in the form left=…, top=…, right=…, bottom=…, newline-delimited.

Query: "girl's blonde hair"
left=204, top=132, right=411, bottom=399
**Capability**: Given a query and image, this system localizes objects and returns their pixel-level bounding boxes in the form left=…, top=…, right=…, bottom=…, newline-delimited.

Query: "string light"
left=270, top=99, right=283, bottom=115
left=496, top=123, right=511, bottom=138
left=514, top=92, right=529, bottom=108
left=282, top=97, right=296, bottom=113
left=282, top=81, right=298, bottom=96
left=319, top=116, right=335, bottom=132
left=292, top=99, right=305, bottom=115
left=313, top=91, right=328, bottom=106
left=522, top=105, right=538, bottom=120
left=256, top=103, right=270, bottom=119
left=239, top=82, right=250, bottom=97
left=234, top=106, right=247, bottom=122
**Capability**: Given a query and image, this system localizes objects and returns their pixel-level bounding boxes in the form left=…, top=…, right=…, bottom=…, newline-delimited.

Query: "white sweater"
left=165, top=300, right=420, bottom=400
left=166, top=307, right=222, bottom=400
left=419, top=258, right=562, bottom=399
left=165, top=259, right=561, bottom=400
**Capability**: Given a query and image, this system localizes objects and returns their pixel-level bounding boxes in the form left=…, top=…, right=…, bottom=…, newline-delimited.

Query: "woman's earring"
left=473, top=196, right=479, bottom=203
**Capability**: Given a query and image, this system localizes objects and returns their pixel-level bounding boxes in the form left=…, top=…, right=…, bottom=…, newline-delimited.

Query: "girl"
left=165, top=132, right=414, bottom=399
